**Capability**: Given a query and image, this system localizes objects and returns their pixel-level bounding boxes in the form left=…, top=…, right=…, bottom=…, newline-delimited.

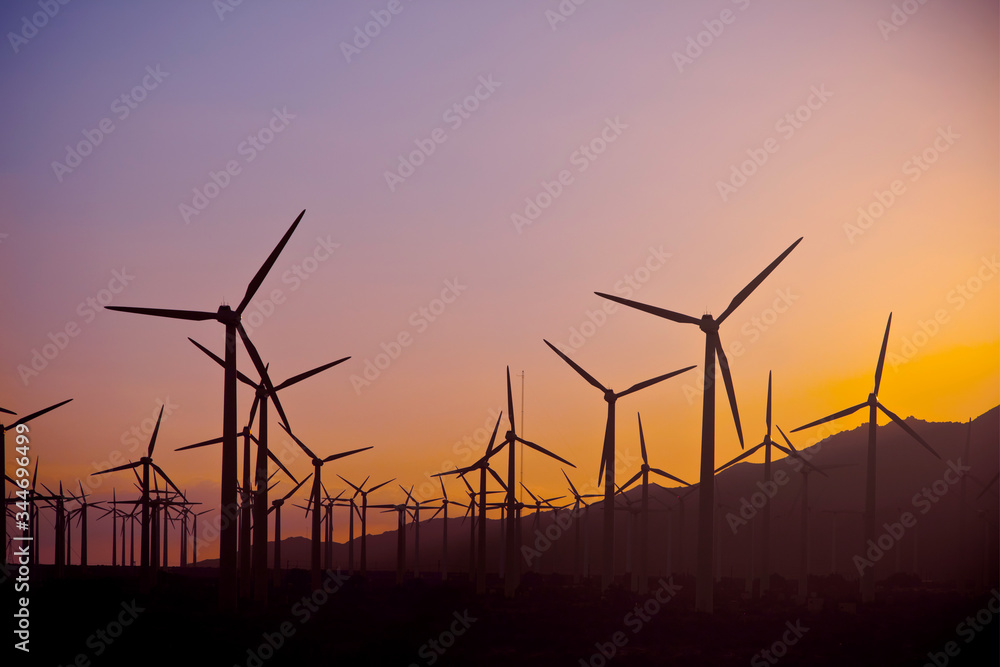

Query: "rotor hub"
left=699, top=314, right=718, bottom=334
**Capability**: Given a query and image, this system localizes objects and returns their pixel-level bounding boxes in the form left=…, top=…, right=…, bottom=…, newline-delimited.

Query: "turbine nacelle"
left=698, top=314, right=718, bottom=333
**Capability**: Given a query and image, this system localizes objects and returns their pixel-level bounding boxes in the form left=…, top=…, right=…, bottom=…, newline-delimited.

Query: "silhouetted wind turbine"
left=189, top=337, right=347, bottom=599
left=106, top=210, right=304, bottom=608
left=281, top=424, right=371, bottom=588
left=401, top=485, right=440, bottom=579
left=596, top=237, right=802, bottom=611
left=1, top=399, right=72, bottom=567
left=562, top=469, right=600, bottom=583
left=92, top=406, right=181, bottom=580
left=491, top=367, right=575, bottom=597
left=433, top=413, right=506, bottom=593
left=339, top=475, right=394, bottom=576
left=544, top=339, right=693, bottom=590
left=430, top=477, right=465, bottom=581
left=620, top=413, right=689, bottom=593
left=790, top=313, right=940, bottom=603
left=714, top=372, right=800, bottom=596
left=269, top=473, right=311, bottom=585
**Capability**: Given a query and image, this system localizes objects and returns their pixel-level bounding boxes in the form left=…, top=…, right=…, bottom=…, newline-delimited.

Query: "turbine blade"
left=716, top=237, right=803, bottom=324
left=283, top=473, right=312, bottom=502
left=266, top=449, right=297, bottom=483
left=621, top=470, right=642, bottom=491
left=10, top=398, right=73, bottom=430
left=714, top=442, right=766, bottom=473
left=618, top=365, right=697, bottom=399
left=774, top=426, right=826, bottom=476
left=237, top=324, right=289, bottom=429
left=766, top=371, right=772, bottom=437
left=714, top=337, right=744, bottom=449
left=791, top=401, right=868, bottom=432
left=273, top=356, right=351, bottom=391
left=189, top=338, right=257, bottom=387
left=488, top=467, right=509, bottom=492
left=92, top=461, right=141, bottom=476
left=279, top=423, right=317, bottom=461
left=368, top=478, right=395, bottom=494
left=543, top=340, right=606, bottom=392
left=152, top=464, right=183, bottom=496
left=515, top=436, right=575, bottom=468
left=637, top=413, right=648, bottom=465
left=338, top=475, right=362, bottom=494
left=237, top=209, right=305, bottom=315
left=873, top=313, right=892, bottom=395
left=594, top=293, right=701, bottom=325
left=561, top=469, right=580, bottom=498
left=877, top=402, right=941, bottom=459
left=519, top=483, right=540, bottom=504
left=506, top=367, right=515, bottom=434
left=322, top=446, right=373, bottom=463
left=485, top=412, right=503, bottom=457
left=147, top=405, right=165, bottom=457
left=650, top=468, right=691, bottom=486
left=175, top=435, right=224, bottom=452
left=105, top=306, right=217, bottom=321
left=0, top=406, right=15, bottom=416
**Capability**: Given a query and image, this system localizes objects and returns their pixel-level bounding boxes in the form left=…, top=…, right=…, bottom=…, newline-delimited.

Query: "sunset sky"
left=2, top=0, right=997, bottom=562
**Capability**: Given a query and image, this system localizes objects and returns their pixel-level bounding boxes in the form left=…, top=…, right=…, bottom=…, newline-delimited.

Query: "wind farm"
left=2, top=2, right=997, bottom=664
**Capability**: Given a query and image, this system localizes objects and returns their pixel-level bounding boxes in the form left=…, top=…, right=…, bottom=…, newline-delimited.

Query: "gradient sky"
left=2, top=0, right=997, bottom=562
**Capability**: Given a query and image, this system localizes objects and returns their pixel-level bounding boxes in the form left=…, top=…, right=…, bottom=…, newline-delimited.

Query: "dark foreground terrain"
left=12, top=567, right=999, bottom=666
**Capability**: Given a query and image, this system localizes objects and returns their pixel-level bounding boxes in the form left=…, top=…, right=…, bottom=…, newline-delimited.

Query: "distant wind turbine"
left=596, top=237, right=802, bottom=612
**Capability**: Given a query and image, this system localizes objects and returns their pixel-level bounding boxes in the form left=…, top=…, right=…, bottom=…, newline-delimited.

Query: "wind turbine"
left=1, top=399, right=73, bottom=567
left=266, top=473, right=311, bottom=584
left=433, top=413, right=506, bottom=594
left=562, top=469, right=600, bottom=583
left=790, top=313, right=940, bottom=603
left=188, top=337, right=347, bottom=599
left=281, top=424, right=371, bottom=588
left=620, top=413, right=690, bottom=593
left=714, top=372, right=803, bottom=596
left=105, top=210, right=305, bottom=608
left=519, top=483, right=565, bottom=572
left=544, top=339, right=693, bottom=590
left=596, top=237, right=802, bottom=611
left=493, top=367, right=575, bottom=597
left=400, top=485, right=440, bottom=579
left=338, top=475, right=394, bottom=576
left=92, top=406, right=181, bottom=579
left=429, top=477, right=466, bottom=581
